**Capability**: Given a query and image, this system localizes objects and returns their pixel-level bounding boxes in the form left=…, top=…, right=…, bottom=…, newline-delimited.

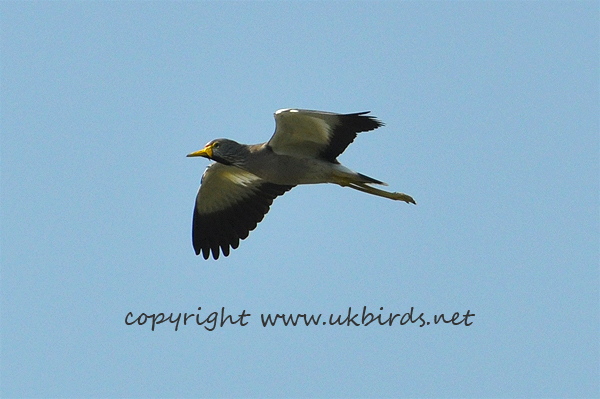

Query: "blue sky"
left=1, top=2, right=598, bottom=398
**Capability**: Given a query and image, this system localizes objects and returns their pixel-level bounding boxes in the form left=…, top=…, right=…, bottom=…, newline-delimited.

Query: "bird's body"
left=188, top=109, right=415, bottom=260
left=230, top=143, right=361, bottom=186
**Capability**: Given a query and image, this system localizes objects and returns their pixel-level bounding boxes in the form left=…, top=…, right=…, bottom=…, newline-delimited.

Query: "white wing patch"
left=196, top=163, right=263, bottom=214
left=269, top=109, right=341, bottom=158
left=222, top=168, right=261, bottom=186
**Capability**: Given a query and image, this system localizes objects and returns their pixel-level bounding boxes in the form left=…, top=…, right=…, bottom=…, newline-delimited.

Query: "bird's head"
left=187, top=139, right=248, bottom=166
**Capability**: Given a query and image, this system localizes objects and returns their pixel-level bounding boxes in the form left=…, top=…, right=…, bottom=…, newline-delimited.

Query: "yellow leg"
left=347, top=182, right=416, bottom=204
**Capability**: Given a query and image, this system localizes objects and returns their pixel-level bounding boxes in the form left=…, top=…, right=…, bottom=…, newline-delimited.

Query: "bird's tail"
left=356, top=172, right=387, bottom=186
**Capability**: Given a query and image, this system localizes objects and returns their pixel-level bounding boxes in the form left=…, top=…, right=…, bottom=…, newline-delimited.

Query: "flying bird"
left=187, top=108, right=415, bottom=260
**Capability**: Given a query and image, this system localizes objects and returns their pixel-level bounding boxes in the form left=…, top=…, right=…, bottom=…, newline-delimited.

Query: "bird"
left=187, top=108, right=415, bottom=260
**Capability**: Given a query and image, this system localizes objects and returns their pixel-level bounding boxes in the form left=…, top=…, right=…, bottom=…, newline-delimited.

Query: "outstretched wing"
left=267, top=109, right=383, bottom=162
left=192, top=162, right=294, bottom=260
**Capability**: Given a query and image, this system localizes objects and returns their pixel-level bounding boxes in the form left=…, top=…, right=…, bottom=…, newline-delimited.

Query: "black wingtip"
left=351, top=111, right=384, bottom=130
left=192, top=183, right=295, bottom=260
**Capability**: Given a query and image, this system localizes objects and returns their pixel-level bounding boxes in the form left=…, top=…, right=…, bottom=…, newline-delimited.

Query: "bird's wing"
left=267, top=109, right=383, bottom=162
left=192, top=162, right=294, bottom=260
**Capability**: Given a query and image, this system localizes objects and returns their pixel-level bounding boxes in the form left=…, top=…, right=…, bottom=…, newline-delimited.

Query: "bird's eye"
left=214, top=143, right=220, bottom=148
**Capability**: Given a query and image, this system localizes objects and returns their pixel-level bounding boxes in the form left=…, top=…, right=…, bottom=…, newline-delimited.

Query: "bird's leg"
left=347, top=182, right=416, bottom=204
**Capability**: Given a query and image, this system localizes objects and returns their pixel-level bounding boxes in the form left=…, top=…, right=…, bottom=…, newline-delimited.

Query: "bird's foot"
left=390, top=192, right=416, bottom=204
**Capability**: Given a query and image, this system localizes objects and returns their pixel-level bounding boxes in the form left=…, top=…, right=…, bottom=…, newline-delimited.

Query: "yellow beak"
left=187, top=143, right=213, bottom=158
